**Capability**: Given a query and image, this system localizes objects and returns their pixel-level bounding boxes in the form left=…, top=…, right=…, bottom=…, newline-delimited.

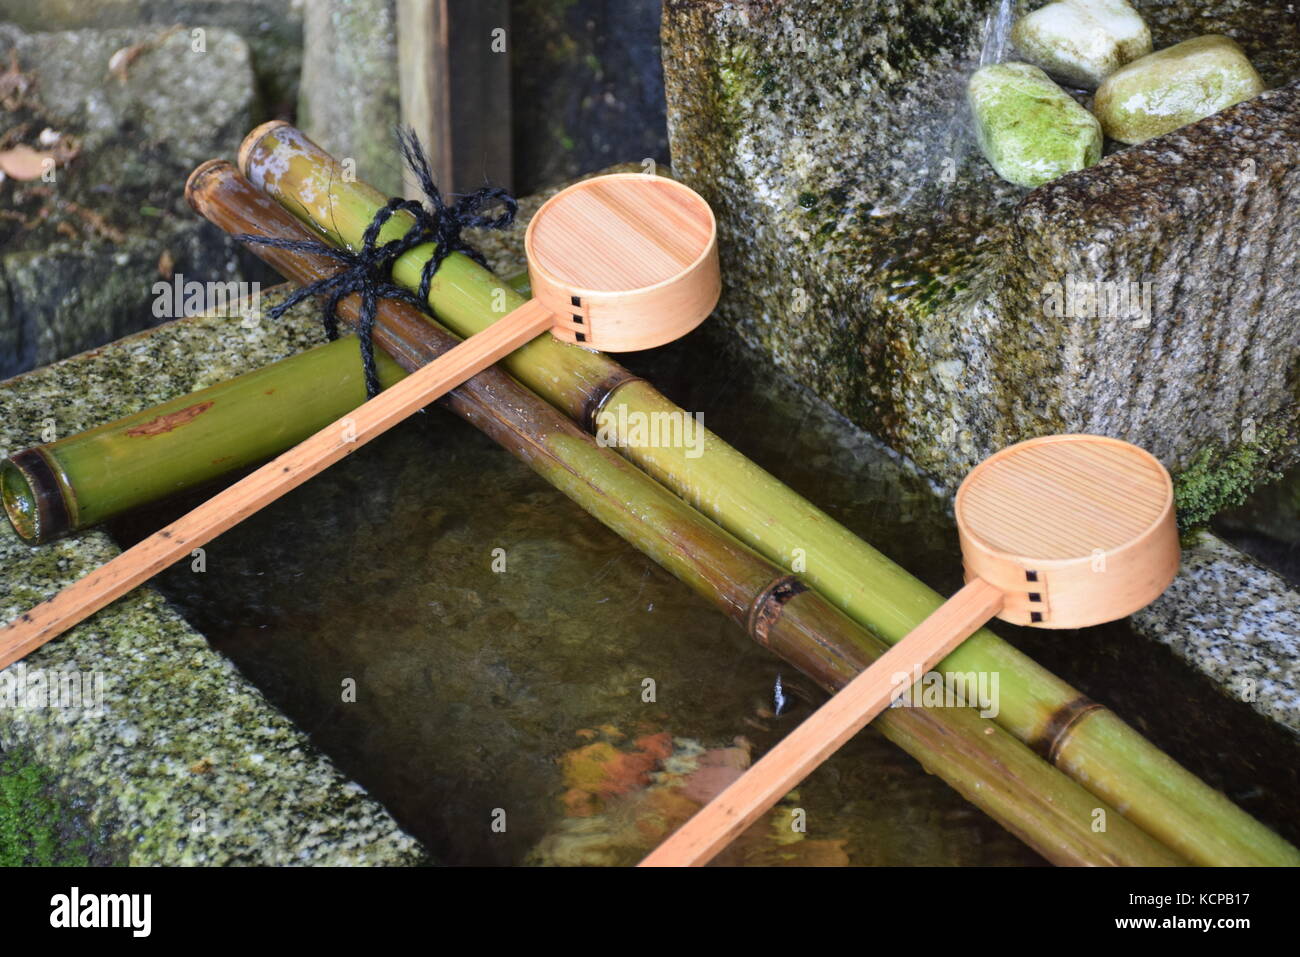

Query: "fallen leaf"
left=108, top=24, right=182, bottom=84
left=0, top=144, right=54, bottom=180
left=0, top=50, right=34, bottom=111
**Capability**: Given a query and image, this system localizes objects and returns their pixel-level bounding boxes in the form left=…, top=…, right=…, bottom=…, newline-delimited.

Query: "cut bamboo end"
left=955, top=434, right=1179, bottom=629
left=2, top=450, right=72, bottom=543
left=237, top=119, right=293, bottom=181
left=185, top=158, right=234, bottom=215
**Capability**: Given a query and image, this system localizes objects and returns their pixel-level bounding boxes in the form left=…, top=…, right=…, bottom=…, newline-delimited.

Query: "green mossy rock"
left=968, top=62, right=1102, bottom=187
left=1012, top=0, right=1152, bottom=89
left=1094, top=35, right=1266, bottom=144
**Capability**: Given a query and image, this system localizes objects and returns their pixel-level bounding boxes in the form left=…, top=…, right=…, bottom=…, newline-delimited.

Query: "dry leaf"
left=158, top=248, right=175, bottom=280
left=108, top=24, right=182, bottom=84
left=0, top=144, right=55, bottom=180
left=0, top=50, right=34, bottom=111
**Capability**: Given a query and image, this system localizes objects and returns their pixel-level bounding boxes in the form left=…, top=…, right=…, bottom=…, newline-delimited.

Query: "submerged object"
left=1094, top=35, right=1265, bottom=144
left=967, top=62, right=1102, bottom=187
left=1011, top=0, right=1151, bottom=89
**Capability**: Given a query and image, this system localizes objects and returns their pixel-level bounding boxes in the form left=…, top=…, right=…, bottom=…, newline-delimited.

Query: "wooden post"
left=397, top=0, right=513, bottom=197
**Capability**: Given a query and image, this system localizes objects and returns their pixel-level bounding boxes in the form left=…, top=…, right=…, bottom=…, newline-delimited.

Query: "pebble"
left=967, top=62, right=1103, bottom=187
left=1094, top=35, right=1265, bottom=144
left=1012, top=0, right=1152, bottom=89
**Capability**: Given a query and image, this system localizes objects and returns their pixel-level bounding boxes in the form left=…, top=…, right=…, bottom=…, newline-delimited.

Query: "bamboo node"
left=1034, top=695, right=1105, bottom=763
left=747, top=574, right=808, bottom=645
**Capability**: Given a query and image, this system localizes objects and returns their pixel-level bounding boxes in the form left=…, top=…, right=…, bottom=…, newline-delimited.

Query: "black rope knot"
left=235, top=126, right=517, bottom=398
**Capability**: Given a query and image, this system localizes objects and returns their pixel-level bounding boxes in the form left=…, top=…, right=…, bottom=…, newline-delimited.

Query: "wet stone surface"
left=0, top=293, right=426, bottom=865
left=661, top=0, right=1300, bottom=522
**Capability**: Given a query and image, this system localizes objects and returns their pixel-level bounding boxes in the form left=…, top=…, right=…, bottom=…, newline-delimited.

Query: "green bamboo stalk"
left=184, top=158, right=1182, bottom=865
left=2, top=338, right=404, bottom=542
left=240, top=121, right=1299, bottom=867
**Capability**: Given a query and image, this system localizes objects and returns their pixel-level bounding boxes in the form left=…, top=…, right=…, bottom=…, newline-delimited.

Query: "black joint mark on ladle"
left=570, top=295, right=584, bottom=325
left=1027, top=571, right=1043, bottom=622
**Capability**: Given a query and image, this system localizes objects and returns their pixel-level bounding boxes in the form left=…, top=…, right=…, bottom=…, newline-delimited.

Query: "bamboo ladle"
left=0, top=169, right=719, bottom=668
left=640, top=433, right=1181, bottom=867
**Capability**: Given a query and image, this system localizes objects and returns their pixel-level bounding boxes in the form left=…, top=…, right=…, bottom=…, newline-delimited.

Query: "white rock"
left=1011, top=0, right=1152, bottom=89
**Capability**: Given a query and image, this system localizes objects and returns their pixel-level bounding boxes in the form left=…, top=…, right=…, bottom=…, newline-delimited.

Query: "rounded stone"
left=1011, top=0, right=1152, bottom=90
left=1094, top=35, right=1266, bottom=145
left=967, top=62, right=1103, bottom=188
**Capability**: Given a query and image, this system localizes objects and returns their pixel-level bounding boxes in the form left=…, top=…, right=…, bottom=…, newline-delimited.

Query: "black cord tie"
left=234, top=125, right=517, bottom=398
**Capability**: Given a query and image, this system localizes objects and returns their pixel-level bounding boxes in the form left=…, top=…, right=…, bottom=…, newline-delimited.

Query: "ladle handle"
left=0, top=298, right=556, bottom=669
left=639, top=576, right=1005, bottom=867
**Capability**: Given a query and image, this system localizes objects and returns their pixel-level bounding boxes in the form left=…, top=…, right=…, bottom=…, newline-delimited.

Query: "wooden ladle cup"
left=0, top=171, right=719, bottom=668
left=640, top=433, right=1181, bottom=866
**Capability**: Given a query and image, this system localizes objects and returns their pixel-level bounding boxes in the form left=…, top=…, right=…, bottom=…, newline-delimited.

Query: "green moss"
left=0, top=748, right=91, bottom=867
left=1174, top=425, right=1293, bottom=530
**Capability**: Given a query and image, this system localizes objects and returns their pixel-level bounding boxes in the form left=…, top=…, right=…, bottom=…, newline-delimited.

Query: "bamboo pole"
left=0, top=293, right=559, bottom=667
left=2, top=339, right=404, bottom=543
left=238, top=121, right=1300, bottom=867
left=178, top=159, right=1178, bottom=866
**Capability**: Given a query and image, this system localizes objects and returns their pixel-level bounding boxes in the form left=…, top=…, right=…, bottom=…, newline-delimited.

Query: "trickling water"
left=896, top=0, right=1019, bottom=213
left=979, top=0, right=1019, bottom=66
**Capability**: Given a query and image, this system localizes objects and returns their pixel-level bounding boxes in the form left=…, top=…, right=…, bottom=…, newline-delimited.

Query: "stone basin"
left=1, top=170, right=1297, bottom=864
left=662, top=0, right=1300, bottom=527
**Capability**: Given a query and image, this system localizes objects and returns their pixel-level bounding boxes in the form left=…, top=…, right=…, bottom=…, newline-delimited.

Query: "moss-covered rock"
left=0, top=23, right=273, bottom=377
left=0, top=747, right=112, bottom=866
left=0, top=0, right=303, bottom=113
left=298, top=0, right=401, bottom=196
left=967, top=62, right=1102, bottom=186
left=663, top=0, right=1300, bottom=523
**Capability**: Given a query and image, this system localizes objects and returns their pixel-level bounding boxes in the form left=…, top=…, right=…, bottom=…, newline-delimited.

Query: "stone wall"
left=0, top=22, right=275, bottom=379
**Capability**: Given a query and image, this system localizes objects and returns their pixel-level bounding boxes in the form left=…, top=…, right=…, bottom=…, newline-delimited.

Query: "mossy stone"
left=968, top=62, right=1102, bottom=187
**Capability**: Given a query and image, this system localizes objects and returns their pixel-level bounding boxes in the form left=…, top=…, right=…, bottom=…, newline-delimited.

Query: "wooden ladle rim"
left=953, top=433, right=1176, bottom=568
left=523, top=172, right=719, bottom=300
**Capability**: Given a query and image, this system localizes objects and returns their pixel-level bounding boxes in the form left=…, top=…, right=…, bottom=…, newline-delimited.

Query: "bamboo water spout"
left=237, top=121, right=1299, bottom=866
left=642, top=435, right=1181, bottom=866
